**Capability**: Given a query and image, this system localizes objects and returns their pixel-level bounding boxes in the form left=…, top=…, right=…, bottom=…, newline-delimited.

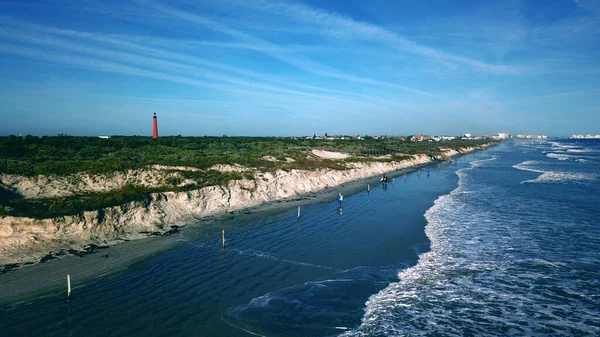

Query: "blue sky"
left=0, top=0, right=599, bottom=137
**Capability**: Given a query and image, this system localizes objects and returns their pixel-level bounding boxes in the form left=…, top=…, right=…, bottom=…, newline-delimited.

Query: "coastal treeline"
left=0, top=135, right=491, bottom=176
left=0, top=135, right=494, bottom=218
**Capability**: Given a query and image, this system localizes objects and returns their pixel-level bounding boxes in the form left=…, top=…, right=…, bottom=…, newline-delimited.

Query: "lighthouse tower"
left=152, top=112, right=158, bottom=139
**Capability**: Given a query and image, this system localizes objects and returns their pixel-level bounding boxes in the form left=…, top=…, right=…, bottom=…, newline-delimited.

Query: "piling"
left=222, top=230, right=225, bottom=248
left=367, top=184, right=370, bottom=192
left=67, top=274, right=71, bottom=298
left=297, top=206, right=301, bottom=219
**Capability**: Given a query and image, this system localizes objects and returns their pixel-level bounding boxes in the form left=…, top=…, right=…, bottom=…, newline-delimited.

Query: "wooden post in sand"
left=297, top=206, right=301, bottom=219
left=67, top=274, right=71, bottom=298
left=222, top=230, right=225, bottom=248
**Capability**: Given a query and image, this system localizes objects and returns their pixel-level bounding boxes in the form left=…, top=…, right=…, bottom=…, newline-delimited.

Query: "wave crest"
left=513, top=160, right=598, bottom=184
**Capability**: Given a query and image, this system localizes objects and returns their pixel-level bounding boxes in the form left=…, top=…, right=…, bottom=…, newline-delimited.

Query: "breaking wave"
left=523, top=171, right=598, bottom=184
left=470, top=155, right=497, bottom=168
left=513, top=160, right=598, bottom=184
left=550, top=142, right=579, bottom=149
left=341, top=154, right=600, bottom=336
left=567, top=148, right=593, bottom=153
left=546, top=152, right=570, bottom=160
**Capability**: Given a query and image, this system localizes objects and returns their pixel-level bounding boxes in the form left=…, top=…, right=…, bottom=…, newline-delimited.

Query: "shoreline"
left=0, top=146, right=491, bottom=303
left=0, top=145, right=492, bottom=271
left=0, top=161, right=424, bottom=275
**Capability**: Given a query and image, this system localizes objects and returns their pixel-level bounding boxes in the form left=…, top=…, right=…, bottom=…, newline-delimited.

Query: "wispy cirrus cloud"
left=0, top=40, right=397, bottom=114
left=1, top=15, right=437, bottom=106
left=2, top=24, right=414, bottom=111
left=0, top=28, right=361, bottom=103
left=194, top=0, right=520, bottom=74
left=138, top=0, right=450, bottom=97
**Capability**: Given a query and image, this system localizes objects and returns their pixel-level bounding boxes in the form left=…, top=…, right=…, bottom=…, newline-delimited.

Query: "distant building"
left=498, top=133, right=510, bottom=139
left=98, top=136, right=110, bottom=139
left=412, top=135, right=429, bottom=141
left=517, top=134, right=548, bottom=139
left=571, top=134, right=600, bottom=139
left=463, top=133, right=471, bottom=138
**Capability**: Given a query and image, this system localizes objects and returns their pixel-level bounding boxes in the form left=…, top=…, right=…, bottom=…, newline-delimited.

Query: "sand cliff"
left=0, top=147, right=486, bottom=265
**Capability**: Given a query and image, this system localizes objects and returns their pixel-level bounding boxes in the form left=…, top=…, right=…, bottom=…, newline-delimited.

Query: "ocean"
left=343, top=139, right=600, bottom=336
left=0, top=140, right=598, bottom=336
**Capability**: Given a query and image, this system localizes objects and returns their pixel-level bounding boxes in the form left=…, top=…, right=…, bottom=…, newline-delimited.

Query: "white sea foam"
left=340, top=158, right=491, bottom=336
left=523, top=171, right=598, bottom=184
left=512, top=160, right=597, bottom=184
left=512, top=160, right=544, bottom=173
left=551, top=142, right=579, bottom=149
left=567, top=148, right=592, bottom=153
left=471, top=155, right=498, bottom=168
left=546, top=152, right=570, bottom=160
left=545, top=150, right=594, bottom=161
left=341, top=153, right=600, bottom=336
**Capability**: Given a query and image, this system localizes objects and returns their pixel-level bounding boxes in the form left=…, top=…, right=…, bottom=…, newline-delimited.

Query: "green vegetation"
left=0, top=135, right=495, bottom=218
left=0, top=184, right=152, bottom=218
left=0, top=135, right=493, bottom=176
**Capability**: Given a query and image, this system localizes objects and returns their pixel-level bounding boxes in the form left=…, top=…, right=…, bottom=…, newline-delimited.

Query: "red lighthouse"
left=152, top=112, right=158, bottom=139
